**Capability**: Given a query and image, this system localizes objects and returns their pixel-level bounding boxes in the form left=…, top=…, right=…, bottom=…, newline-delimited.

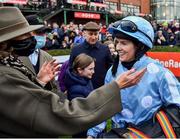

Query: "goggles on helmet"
left=112, top=20, right=153, bottom=43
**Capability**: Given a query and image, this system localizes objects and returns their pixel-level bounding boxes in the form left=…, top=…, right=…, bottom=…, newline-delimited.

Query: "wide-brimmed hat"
left=0, top=7, right=43, bottom=43
left=83, top=21, right=100, bottom=31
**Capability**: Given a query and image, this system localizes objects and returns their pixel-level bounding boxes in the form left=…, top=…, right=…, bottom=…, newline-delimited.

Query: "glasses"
left=112, top=20, right=152, bottom=43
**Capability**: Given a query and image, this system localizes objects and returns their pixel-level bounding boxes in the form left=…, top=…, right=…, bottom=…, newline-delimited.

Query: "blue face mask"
left=34, top=36, right=46, bottom=49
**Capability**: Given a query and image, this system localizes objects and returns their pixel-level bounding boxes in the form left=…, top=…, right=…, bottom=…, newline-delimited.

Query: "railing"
left=15, top=1, right=118, bottom=20
left=5, top=1, right=128, bottom=24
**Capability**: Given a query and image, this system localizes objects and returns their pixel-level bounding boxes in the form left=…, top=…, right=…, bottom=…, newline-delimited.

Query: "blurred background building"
left=0, top=0, right=179, bottom=24
left=151, top=0, right=180, bottom=23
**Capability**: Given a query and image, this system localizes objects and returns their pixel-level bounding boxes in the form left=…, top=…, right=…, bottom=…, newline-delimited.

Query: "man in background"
left=69, top=21, right=112, bottom=89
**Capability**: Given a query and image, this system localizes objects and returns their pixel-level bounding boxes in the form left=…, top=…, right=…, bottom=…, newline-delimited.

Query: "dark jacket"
left=65, top=68, right=94, bottom=100
left=69, top=40, right=113, bottom=89
left=0, top=63, right=121, bottom=137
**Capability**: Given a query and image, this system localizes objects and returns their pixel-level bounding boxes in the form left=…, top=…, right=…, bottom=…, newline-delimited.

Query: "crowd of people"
left=42, top=9, right=180, bottom=138
left=0, top=6, right=149, bottom=137
left=152, top=21, right=180, bottom=46
left=37, top=18, right=180, bottom=51
left=0, top=6, right=179, bottom=138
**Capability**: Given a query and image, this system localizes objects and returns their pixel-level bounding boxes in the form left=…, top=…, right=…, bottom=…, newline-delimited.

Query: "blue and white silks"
left=87, top=55, right=180, bottom=137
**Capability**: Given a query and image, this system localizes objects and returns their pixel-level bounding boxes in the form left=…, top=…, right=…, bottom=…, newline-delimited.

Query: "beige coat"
left=19, top=49, right=57, bottom=92
left=0, top=64, right=121, bottom=137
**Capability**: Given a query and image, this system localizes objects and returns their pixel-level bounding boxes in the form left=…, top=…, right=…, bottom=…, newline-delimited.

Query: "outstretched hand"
left=115, top=68, right=146, bottom=89
left=37, top=59, right=60, bottom=84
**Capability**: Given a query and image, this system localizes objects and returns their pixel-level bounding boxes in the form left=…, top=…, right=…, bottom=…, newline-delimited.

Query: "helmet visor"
left=112, top=20, right=152, bottom=43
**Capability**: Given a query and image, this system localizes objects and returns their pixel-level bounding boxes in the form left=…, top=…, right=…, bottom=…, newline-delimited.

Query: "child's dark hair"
left=72, top=53, right=95, bottom=73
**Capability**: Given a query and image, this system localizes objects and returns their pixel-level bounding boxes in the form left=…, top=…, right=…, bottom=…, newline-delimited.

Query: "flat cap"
left=83, top=21, right=100, bottom=31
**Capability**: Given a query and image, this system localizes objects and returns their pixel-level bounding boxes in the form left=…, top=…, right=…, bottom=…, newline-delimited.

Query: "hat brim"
left=0, top=25, right=43, bottom=43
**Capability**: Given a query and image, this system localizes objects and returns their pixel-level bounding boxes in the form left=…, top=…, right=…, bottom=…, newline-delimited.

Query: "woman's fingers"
left=44, top=59, right=60, bottom=71
left=45, top=59, right=56, bottom=67
left=51, top=62, right=60, bottom=73
left=125, top=68, right=136, bottom=76
left=116, top=68, right=147, bottom=89
left=129, top=68, right=146, bottom=84
left=41, top=61, right=48, bottom=69
left=54, top=64, right=61, bottom=71
left=54, top=71, right=60, bottom=76
left=129, top=68, right=146, bottom=85
left=49, top=59, right=56, bottom=65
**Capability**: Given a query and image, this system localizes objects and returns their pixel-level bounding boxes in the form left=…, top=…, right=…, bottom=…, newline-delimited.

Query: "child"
left=64, top=53, right=95, bottom=137
left=65, top=53, right=95, bottom=101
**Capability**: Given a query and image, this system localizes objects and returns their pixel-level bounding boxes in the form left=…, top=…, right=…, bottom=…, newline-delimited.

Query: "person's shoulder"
left=0, top=65, right=28, bottom=79
left=146, top=56, right=164, bottom=67
left=106, top=66, right=113, bottom=76
left=0, top=65, right=18, bottom=73
left=71, top=43, right=84, bottom=53
left=98, top=42, right=109, bottom=49
left=144, top=56, right=171, bottom=76
left=99, top=41, right=108, bottom=47
left=39, top=49, right=52, bottom=57
left=75, top=42, right=84, bottom=48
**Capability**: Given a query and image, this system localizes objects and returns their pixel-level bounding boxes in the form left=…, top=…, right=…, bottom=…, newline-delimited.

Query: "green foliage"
left=106, top=119, right=112, bottom=132
left=58, top=135, right=72, bottom=138
left=150, top=46, right=180, bottom=52
left=47, top=49, right=71, bottom=56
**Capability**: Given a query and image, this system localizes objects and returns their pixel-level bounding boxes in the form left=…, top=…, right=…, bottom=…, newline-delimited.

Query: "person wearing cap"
left=0, top=7, right=148, bottom=137
left=18, top=14, right=58, bottom=93
left=69, top=21, right=113, bottom=89
left=87, top=16, right=180, bottom=138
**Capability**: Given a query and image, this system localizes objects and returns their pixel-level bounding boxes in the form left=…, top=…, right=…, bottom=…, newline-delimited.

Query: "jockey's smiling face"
left=115, top=38, right=137, bottom=62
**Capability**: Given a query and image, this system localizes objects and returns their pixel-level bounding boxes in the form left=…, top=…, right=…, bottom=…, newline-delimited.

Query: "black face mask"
left=12, top=36, right=37, bottom=56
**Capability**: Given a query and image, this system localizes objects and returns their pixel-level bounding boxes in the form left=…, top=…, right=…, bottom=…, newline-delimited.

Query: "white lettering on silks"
left=155, top=59, right=180, bottom=69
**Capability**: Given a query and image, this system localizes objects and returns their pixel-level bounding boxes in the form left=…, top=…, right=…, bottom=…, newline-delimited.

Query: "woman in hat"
left=0, top=7, right=146, bottom=137
left=87, top=16, right=180, bottom=138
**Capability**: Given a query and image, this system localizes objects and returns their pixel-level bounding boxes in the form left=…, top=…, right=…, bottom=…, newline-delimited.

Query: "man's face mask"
left=34, top=36, right=46, bottom=49
left=12, top=36, right=37, bottom=56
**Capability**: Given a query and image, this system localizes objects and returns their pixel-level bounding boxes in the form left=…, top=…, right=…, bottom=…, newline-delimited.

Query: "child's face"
left=108, top=43, right=115, bottom=55
left=78, top=61, right=95, bottom=79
